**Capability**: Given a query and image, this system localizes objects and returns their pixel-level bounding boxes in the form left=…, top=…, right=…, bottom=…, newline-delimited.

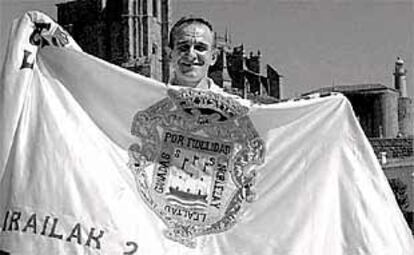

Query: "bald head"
left=169, top=15, right=216, bottom=50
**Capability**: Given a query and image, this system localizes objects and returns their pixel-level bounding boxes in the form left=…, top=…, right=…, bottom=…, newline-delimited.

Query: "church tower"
left=57, top=0, right=171, bottom=82
left=394, top=57, right=414, bottom=136
left=394, top=57, right=408, bottom=97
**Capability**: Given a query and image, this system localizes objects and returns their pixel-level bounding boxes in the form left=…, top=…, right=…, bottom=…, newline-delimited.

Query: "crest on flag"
left=128, top=89, right=265, bottom=247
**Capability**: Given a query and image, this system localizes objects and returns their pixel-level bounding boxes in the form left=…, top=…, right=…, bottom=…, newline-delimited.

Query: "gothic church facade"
left=57, top=0, right=171, bottom=82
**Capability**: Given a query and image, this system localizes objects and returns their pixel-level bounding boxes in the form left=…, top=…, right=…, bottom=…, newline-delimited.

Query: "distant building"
left=304, top=58, right=413, bottom=139
left=303, top=58, right=413, bottom=140
left=304, top=58, right=414, bottom=231
left=57, top=0, right=171, bottom=82
left=209, top=33, right=283, bottom=100
left=306, top=84, right=401, bottom=137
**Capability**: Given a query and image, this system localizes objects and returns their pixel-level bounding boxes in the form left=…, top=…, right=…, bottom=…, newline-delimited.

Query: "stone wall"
left=381, top=92, right=399, bottom=137
left=372, top=138, right=414, bottom=224
left=382, top=158, right=414, bottom=213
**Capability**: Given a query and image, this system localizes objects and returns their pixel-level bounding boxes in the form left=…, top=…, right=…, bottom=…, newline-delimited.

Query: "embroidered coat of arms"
left=128, top=88, right=265, bottom=247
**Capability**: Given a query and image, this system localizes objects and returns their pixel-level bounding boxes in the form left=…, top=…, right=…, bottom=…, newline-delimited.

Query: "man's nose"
left=186, top=46, right=197, bottom=59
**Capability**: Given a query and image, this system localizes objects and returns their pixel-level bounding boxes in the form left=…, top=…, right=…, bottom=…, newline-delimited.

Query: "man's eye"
left=195, top=45, right=208, bottom=51
left=178, top=45, right=190, bottom=51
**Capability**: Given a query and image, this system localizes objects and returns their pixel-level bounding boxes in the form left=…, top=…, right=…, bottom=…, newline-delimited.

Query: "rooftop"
left=303, top=83, right=398, bottom=96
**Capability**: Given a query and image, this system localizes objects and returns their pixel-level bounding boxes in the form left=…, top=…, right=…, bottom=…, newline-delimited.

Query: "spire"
left=394, top=56, right=408, bottom=97
left=228, top=26, right=232, bottom=44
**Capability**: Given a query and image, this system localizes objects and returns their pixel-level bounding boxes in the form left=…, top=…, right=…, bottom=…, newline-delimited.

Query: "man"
left=168, top=16, right=220, bottom=90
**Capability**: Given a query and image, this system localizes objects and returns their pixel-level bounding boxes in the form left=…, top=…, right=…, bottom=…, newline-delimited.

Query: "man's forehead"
left=174, top=23, right=213, bottom=43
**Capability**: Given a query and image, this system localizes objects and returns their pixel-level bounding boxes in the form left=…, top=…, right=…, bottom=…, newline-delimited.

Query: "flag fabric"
left=0, top=11, right=413, bottom=255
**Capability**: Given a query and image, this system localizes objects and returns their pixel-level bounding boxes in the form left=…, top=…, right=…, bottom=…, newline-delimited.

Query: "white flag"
left=0, top=11, right=413, bottom=255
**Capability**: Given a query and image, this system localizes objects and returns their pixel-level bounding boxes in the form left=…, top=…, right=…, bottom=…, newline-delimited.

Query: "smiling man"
left=169, top=16, right=219, bottom=89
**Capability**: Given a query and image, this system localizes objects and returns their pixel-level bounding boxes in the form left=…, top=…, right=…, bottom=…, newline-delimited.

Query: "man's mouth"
left=179, top=62, right=203, bottom=74
left=181, top=62, right=201, bottom=67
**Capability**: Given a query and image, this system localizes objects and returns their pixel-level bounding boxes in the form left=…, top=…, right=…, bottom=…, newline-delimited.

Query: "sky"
left=1, top=0, right=413, bottom=98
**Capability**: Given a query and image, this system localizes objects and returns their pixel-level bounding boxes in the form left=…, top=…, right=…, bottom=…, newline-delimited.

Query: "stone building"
left=209, top=34, right=283, bottom=100
left=57, top=0, right=171, bottom=82
left=304, top=58, right=414, bottom=231
left=304, top=57, right=413, bottom=139
left=306, top=83, right=401, bottom=137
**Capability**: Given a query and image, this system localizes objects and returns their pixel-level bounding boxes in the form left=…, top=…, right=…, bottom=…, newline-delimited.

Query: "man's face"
left=170, top=23, right=216, bottom=87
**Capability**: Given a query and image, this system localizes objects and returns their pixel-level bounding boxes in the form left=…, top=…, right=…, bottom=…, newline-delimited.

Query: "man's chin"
left=173, top=74, right=204, bottom=87
left=179, top=72, right=202, bottom=82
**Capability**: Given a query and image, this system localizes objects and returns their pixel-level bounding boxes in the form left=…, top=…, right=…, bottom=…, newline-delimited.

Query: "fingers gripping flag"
left=0, top=11, right=413, bottom=255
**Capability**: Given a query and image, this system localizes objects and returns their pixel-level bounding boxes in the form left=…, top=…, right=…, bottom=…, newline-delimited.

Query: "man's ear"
left=210, top=48, right=218, bottom=66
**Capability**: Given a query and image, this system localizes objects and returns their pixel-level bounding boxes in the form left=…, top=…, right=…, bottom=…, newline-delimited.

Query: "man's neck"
left=170, top=76, right=210, bottom=89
